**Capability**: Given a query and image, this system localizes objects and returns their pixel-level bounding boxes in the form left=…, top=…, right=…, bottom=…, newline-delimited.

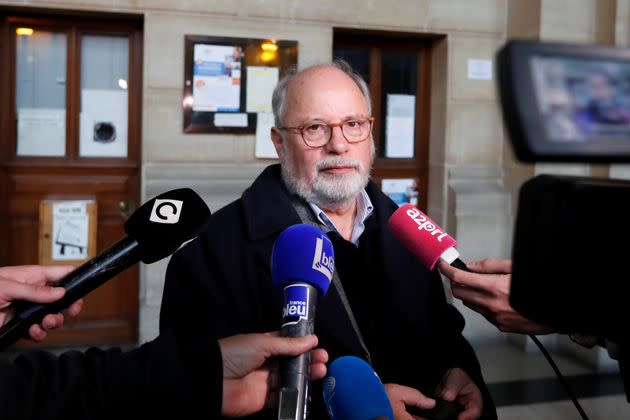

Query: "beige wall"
left=3, top=0, right=625, bottom=348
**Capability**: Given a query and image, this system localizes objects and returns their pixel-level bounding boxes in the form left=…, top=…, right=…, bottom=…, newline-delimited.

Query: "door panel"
left=6, top=168, right=139, bottom=348
left=1, top=10, right=143, bottom=349
left=334, top=29, right=441, bottom=212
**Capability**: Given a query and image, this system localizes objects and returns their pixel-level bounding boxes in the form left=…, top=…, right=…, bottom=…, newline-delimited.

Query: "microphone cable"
left=528, top=334, right=589, bottom=420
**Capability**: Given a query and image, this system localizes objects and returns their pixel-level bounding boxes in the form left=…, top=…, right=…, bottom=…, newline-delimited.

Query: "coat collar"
left=241, top=164, right=302, bottom=241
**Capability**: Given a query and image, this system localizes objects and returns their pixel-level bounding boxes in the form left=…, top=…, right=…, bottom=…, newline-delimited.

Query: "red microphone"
left=387, top=204, right=468, bottom=271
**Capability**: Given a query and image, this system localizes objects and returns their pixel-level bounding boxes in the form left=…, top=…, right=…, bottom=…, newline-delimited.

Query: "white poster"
left=385, top=94, right=415, bottom=158
left=192, top=44, right=242, bottom=112
left=80, top=89, right=128, bottom=157
left=255, top=112, right=278, bottom=159
left=17, top=108, right=66, bottom=157
left=246, top=66, right=279, bottom=113
left=52, top=201, right=89, bottom=261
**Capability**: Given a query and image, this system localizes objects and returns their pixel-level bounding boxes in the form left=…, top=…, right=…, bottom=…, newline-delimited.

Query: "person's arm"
left=438, top=259, right=554, bottom=335
left=0, top=328, right=224, bottom=419
left=1, top=329, right=327, bottom=419
left=0, top=265, right=83, bottom=342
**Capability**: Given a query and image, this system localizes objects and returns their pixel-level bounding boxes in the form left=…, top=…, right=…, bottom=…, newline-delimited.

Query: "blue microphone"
left=272, top=224, right=334, bottom=420
left=323, top=356, right=394, bottom=420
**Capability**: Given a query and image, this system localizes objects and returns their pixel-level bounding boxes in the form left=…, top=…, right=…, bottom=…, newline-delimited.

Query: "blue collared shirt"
left=308, top=190, right=374, bottom=246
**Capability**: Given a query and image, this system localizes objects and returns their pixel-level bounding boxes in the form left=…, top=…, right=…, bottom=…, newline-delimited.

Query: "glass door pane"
left=381, top=51, right=418, bottom=158
left=79, top=35, right=129, bottom=158
left=333, top=48, right=370, bottom=84
left=15, top=29, right=67, bottom=157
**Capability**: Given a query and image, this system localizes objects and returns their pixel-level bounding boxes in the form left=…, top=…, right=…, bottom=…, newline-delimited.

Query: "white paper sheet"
left=17, top=108, right=66, bottom=157
left=255, top=112, right=278, bottom=158
left=80, top=89, right=128, bottom=157
left=214, top=113, right=248, bottom=127
left=467, top=59, right=493, bottom=80
left=385, top=94, right=416, bottom=158
left=246, top=66, right=279, bottom=113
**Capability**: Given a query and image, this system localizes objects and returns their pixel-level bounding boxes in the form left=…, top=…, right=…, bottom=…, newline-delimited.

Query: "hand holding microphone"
left=0, top=265, right=82, bottom=342
left=219, top=331, right=329, bottom=417
left=271, top=224, right=334, bottom=420
left=439, top=259, right=554, bottom=335
left=388, top=203, right=553, bottom=335
left=0, top=188, right=211, bottom=350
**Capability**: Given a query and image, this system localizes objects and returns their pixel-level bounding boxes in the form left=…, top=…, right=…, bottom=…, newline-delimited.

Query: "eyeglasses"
left=278, top=117, right=374, bottom=148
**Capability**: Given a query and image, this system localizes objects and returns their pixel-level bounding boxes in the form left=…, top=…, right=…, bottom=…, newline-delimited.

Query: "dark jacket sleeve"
left=0, top=328, right=223, bottom=420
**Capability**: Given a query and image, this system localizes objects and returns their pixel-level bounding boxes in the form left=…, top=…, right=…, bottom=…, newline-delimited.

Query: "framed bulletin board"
left=38, top=199, right=98, bottom=266
left=183, top=35, right=298, bottom=134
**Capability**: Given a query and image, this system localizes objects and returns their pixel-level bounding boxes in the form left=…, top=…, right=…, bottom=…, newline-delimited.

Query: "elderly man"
left=159, top=60, right=497, bottom=419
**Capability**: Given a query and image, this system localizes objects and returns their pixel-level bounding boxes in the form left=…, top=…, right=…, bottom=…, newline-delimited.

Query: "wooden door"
left=0, top=10, right=143, bottom=348
left=334, top=29, right=444, bottom=213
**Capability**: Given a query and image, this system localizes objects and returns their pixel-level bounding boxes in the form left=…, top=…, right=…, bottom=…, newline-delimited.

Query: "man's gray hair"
left=271, top=58, right=372, bottom=128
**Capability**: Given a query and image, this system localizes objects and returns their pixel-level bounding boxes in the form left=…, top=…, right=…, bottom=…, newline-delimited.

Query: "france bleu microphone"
left=0, top=188, right=211, bottom=350
left=271, top=224, right=334, bottom=420
left=387, top=203, right=468, bottom=271
left=323, top=356, right=394, bottom=420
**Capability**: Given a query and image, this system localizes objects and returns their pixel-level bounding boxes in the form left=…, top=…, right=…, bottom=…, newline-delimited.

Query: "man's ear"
left=271, top=127, right=284, bottom=155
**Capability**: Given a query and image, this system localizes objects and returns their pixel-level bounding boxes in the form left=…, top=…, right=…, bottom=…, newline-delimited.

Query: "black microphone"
left=271, top=224, right=334, bottom=420
left=0, top=188, right=211, bottom=350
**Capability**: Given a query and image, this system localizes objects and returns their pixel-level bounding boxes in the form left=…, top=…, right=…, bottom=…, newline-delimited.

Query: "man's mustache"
left=316, top=158, right=362, bottom=172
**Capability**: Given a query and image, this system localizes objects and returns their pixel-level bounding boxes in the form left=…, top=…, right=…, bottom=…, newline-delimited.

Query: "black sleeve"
left=0, top=328, right=223, bottom=420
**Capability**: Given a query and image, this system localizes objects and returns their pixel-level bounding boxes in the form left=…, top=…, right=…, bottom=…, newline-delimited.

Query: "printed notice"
left=246, top=66, right=279, bottom=113
left=255, top=112, right=278, bottom=158
left=52, top=201, right=89, bottom=261
left=17, top=108, right=66, bottom=157
left=467, top=59, right=493, bottom=80
left=192, top=44, right=242, bottom=112
left=385, top=94, right=415, bottom=158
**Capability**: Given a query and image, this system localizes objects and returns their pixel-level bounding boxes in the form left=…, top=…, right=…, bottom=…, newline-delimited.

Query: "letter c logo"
left=149, top=199, right=183, bottom=224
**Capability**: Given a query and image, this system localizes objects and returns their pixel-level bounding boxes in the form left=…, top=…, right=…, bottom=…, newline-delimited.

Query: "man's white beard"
left=280, top=154, right=372, bottom=210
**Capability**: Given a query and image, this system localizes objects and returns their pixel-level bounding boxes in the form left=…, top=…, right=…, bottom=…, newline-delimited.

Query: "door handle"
left=118, top=200, right=135, bottom=218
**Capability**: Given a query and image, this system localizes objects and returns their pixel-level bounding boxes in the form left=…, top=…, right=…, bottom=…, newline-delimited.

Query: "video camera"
left=496, top=39, right=630, bottom=397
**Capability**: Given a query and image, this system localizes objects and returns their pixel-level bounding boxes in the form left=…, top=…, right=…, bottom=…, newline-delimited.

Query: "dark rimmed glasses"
left=278, top=117, right=374, bottom=148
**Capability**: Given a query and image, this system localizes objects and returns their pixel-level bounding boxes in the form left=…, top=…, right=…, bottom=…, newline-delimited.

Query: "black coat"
left=160, top=164, right=497, bottom=419
left=0, top=328, right=223, bottom=420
